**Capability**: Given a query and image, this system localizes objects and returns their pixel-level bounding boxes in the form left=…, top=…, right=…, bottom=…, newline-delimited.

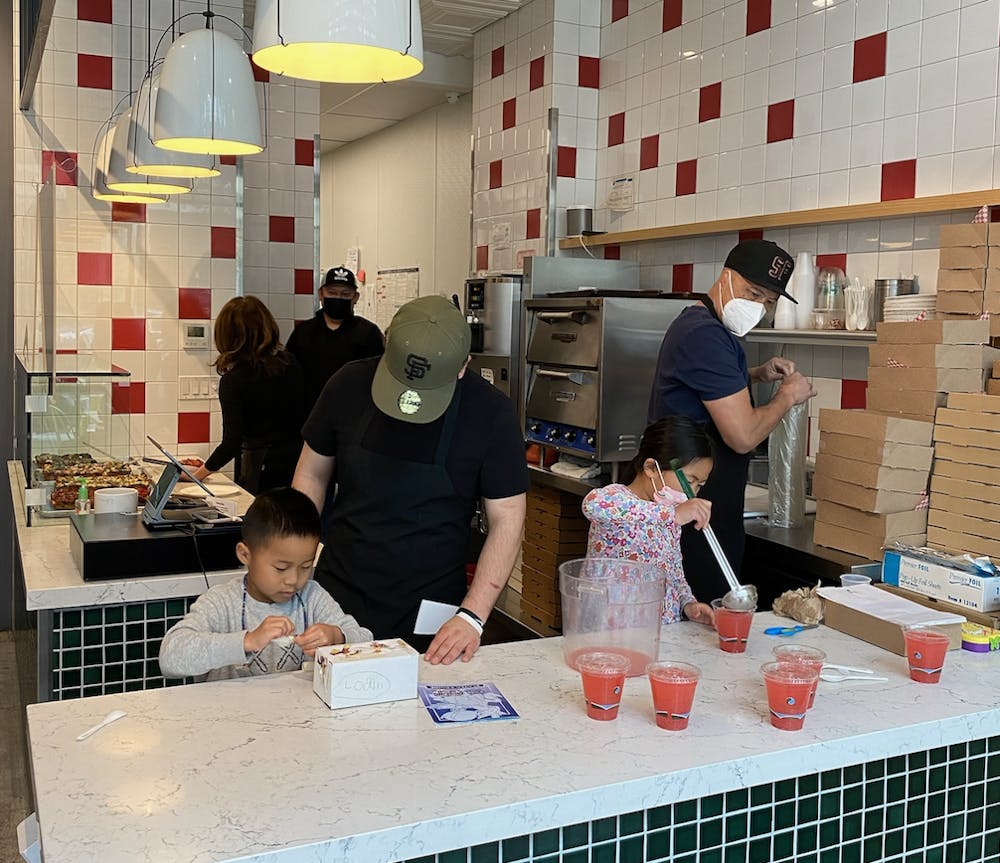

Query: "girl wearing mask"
left=582, top=417, right=716, bottom=626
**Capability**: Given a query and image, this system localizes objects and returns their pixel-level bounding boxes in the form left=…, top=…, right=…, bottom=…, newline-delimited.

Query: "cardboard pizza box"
left=817, top=408, right=933, bottom=446
left=929, top=474, right=998, bottom=506
left=812, top=472, right=927, bottom=514
left=866, top=387, right=946, bottom=419
left=816, top=500, right=928, bottom=539
left=875, top=320, right=990, bottom=345
left=939, top=245, right=990, bottom=269
left=946, top=392, right=1000, bottom=413
left=936, top=291, right=985, bottom=315
left=818, top=433, right=933, bottom=471
left=867, top=366, right=985, bottom=394
left=868, top=343, right=1000, bottom=370
left=935, top=407, right=1000, bottom=433
left=813, top=452, right=930, bottom=493
left=937, top=268, right=986, bottom=293
left=927, top=525, right=1000, bottom=560
left=940, top=223, right=989, bottom=247
left=932, top=423, right=1000, bottom=451
left=813, top=519, right=923, bottom=563
left=929, top=492, right=1000, bottom=525
left=934, top=441, right=1000, bottom=469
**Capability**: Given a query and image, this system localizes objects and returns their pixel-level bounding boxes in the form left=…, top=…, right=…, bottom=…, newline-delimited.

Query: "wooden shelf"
left=558, top=190, right=1000, bottom=250
left=744, top=329, right=876, bottom=348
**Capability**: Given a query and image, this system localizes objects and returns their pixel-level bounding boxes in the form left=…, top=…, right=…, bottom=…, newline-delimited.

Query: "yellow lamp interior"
left=252, top=42, right=423, bottom=84
left=125, top=163, right=220, bottom=179
left=107, top=178, right=192, bottom=195
left=154, top=137, right=263, bottom=156
left=93, top=189, right=166, bottom=204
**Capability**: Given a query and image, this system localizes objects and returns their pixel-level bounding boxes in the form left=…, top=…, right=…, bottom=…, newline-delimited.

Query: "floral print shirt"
left=582, top=483, right=697, bottom=624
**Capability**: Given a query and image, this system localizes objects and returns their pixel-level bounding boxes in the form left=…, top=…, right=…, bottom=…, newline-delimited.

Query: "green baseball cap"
left=372, top=295, right=472, bottom=424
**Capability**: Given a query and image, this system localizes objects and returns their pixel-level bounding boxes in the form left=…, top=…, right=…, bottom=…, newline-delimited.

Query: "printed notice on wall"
left=607, top=176, right=635, bottom=212
left=374, top=267, right=420, bottom=331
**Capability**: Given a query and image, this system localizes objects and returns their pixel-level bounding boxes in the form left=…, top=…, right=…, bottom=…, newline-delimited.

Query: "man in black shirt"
left=286, top=266, right=384, bottom=414
left=293, top=295, right=528, bottom=665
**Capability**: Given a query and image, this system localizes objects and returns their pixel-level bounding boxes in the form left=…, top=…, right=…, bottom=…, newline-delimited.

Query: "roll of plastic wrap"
left=768, top=401, right=807, bottom=528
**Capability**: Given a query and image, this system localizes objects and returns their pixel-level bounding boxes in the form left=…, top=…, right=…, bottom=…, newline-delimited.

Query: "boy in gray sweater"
left=159, top=487, right=372, bottom=681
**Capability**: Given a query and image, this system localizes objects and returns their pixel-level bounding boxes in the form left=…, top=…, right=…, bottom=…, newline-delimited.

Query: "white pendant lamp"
left=154, top=26, right=264, bottom=155
left=127, top=74, right=220, bottom=178
left=93, top=128, right=167, bottom=204
left=106, top=112, right=194, bottom=195
left=252, top=0, right=424, bottom=84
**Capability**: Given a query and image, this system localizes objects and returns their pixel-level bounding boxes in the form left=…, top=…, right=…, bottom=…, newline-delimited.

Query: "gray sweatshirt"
left=158, top=575, right=373, bottom=681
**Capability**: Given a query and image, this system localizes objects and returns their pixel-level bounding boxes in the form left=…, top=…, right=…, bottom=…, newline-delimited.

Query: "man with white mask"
left=647, top=239, right=816, bottom=601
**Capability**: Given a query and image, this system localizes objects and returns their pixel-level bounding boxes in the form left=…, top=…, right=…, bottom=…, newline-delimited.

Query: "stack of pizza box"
left=935, top=223, right=1000, bottom=343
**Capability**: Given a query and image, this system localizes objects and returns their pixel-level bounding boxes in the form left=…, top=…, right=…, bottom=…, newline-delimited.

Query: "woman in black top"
left=189, top=297, right=305, bottom=494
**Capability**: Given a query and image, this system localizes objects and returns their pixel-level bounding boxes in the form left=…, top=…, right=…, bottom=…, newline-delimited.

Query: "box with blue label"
left=313, top=638, right=419, bottom=710
left=883, top=549, right=1000, bottom=613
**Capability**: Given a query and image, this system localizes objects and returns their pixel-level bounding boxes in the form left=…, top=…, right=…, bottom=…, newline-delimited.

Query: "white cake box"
left=313, top=638, right=419, bottom=709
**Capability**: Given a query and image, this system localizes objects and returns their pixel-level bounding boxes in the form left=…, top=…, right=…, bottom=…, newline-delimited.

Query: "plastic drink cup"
left=646, top=661, right=701, bottom=730
left=772, top=645, right=827, bottom=708
left=711, top=599, right=755, bottom=653
left=902, top=625, right=950, bottom=684
left=840, top=574, right=872, bottom=586
left=760, top=661, right=819, bottom=731
left=577, top=651, right=630, bottom=720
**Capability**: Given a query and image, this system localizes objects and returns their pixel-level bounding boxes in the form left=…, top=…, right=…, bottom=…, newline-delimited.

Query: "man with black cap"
left=293, top=295, right=528, bottom=665
left=648, top=239, right=817, bottom=601
left=286, top=266, right=384, bottom=415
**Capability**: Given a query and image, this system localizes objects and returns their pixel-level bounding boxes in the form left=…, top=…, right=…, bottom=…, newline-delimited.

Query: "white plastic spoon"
left=76, top=709, right=127, bottom=741
left=819, top=670, right=888, bottom=683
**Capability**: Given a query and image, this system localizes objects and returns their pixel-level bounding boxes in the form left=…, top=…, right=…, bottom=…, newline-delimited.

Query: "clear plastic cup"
left=576, top=651, right=630, bottom=720
left=840, top=574, right=873, bottom=586
left=760, top=661, right=819, bottom=731
left=772, top=644, right=827, bottom=708
left=902, top=625, right=950, bottom=684
left=646, top=661, right=701, bottom=730
left=711, top=599, right=755, bottom=653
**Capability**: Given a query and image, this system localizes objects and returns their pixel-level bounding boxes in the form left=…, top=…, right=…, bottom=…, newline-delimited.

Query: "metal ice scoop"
left=670, top=460, right=758, bottom=611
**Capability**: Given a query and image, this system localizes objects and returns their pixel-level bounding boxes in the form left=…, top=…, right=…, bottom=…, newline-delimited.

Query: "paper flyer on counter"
left=418, top=682, right=519, bottom=725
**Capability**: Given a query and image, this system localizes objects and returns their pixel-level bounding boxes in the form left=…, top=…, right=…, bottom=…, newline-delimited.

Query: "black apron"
left=313, top=390, right=473, bottom=649
left=239, top=440, right=301, bottom=495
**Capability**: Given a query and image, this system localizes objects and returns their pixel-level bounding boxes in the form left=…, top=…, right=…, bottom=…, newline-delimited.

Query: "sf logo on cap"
left=768, top=255, right=792, bottom=280
left=404, top=353, right=432, bottom=381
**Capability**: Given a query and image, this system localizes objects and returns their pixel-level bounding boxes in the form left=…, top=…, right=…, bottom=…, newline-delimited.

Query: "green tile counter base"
left=403, top=739, right=1000, bottom=863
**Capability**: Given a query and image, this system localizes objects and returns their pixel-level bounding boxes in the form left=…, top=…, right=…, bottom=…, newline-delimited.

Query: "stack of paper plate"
left=883, top=294, right=937, bottom=322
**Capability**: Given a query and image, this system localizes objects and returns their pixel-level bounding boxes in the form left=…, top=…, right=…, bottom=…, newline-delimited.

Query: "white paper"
left=413, top=599, right=460, bottom=635
left=346, top=246, right=360, bottom=273
left=607, top=177, right=635, bottom=212
left=374, top=267, right=420, bottom=331
left=817, top=585, right=966, bottom=625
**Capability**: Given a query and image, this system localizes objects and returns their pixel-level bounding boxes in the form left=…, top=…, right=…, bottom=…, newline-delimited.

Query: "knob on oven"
left=585, top=434, right=596, bottom=447
left=562, top=430, right=575, bottom=442
left=529, top=422, right=541, bottom=433
left=546, top=428, right=560, bottom=441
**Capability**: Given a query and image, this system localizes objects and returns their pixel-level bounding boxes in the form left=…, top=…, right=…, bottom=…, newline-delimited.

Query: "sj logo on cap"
left=404, top=353, right=432, bottom=381
left=398, top=390, right=422, bottom=415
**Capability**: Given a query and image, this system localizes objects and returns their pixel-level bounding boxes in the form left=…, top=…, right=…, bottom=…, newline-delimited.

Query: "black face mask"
left=322, top=297, right=354, bottom=320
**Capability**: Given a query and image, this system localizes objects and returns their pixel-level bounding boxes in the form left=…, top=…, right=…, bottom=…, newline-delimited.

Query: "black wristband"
left=458, top=606, right=483, bottom=625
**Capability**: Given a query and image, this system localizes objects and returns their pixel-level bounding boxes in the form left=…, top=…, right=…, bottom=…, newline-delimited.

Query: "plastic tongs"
left=764, top=624, right=819, bottom=636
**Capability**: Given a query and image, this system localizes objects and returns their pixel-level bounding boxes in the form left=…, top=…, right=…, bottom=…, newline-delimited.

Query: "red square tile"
left=608, top=112, right=625, bottom=147
left=663, top=0, right=682, bottom=32
left=42, top=150, right=78, bottom=185
left=672, top=263, right=693, bottom=293
left=767, top=99, right=795, bottom=143
left=475, top=245, right=489, bottom=271
left=211, top=226, right=236, bottom=258
left=178, top=287, right=212, bottom=320
left=529, top=57, right=545, bottom=91
left=77, top=53, right=113, bottom=89
left=612, top=0, right=629, bottom=22
left=489, top=159, right=503, bottom=189
left=640, top=135, right=659, bottom=171
left=178, top=412, right=211, bottom=445
left=526, top=208, right=541, bottom=240
left=579, top=56, right=600, bottom=88
left=295, top=268, right=315, bottom=296
left=219, top=154, right=237, bottom=166
left=853, top=32, right=887, bottom=83
left=699, top=82, right=722, bottom=122
left=491, top=47, right=505, bottom=79
left=111, top=318, right=146, bottom=351
left=502, top=98, right=517, bottom=130
left=739, top=229, right=764, bottom=242
left=250, top=57, right=270, bottom=83
left=77, top=0, right=112, bottom=23
left=840, top=379, right=868, bottom=410
left=294, top=138, right=314, bottom=166
left=111, top=202, right=145, bottom=223
left=112, top=381, right=145, bottom=415
left=676, top=159, right=697, bottom=196
left=746, top=0, right=771, bottom=36
left=881, top=159, right=917, bottom=202
left=269, top=215, right=295, bottom=243
left=557, top=146, right=577, bottom=178
left=604, top=245, right=621, bottom=260
left=816, top=253, right=847, bottom=273
left=77, top=252, right=112, bottom=285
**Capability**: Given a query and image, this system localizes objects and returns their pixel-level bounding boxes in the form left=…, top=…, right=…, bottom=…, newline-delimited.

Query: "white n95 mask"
left=721, top=271, right=766, bottom=337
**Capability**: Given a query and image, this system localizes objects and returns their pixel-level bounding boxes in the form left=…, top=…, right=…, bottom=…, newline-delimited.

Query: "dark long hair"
left=213, top=296, right=290, bottom=376
left=621, top=416, right=715, bottom=485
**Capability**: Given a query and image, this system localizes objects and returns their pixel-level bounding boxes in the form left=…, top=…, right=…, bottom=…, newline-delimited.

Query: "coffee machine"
left=463, top=275, right=527, bottom=413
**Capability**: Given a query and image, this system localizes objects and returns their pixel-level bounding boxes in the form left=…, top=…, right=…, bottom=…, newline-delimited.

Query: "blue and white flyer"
left=418, top=682, right=520, bottom=724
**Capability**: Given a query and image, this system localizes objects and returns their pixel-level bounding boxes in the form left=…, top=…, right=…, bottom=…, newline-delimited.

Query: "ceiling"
left=244, top=0, right=525, bottom=153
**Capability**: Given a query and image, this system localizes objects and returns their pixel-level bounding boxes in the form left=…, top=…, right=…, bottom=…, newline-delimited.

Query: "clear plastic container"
left=559, top=558, right=666, bottom=677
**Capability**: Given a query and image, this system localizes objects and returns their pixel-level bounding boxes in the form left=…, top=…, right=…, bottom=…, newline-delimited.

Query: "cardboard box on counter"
left=935, top=407, right=1000, bottom=433
left=939, top=245, right=990, bottom=269
left=932, top=423, right=1000, bottom=450
left=927, top=525, right=1000, bottom=560
left=933, top=457, right=1000, bottom=486
left=935, top=441, right=1000, bottom=469
left=875, top=319, right=990, bottom=345
left=812, top=472, right=928, bottom=514
left=818, top=433, right=933, bottom=471
left=817, top=500, right=928, bottom=539
left=940, top=223, right=989, bottom=247
left=868, top=343, right=1000, bottom=370
left=813, top=452, right=930, bottom=493
left=817, top=585, right=964, bottom=655
left=928, top=508, right=1000, bottom=543
left=313, top=639, right=418, bottom=710
left=817, top=408, right=933, bottom=445
left=878, top=583, right=999, bottom=629
left=931, top=474, right=1000, bottom=506
left=867, top=365, right=985, bottom=394
left=883, top=548, right=1000, bottom=613
left=936, top=312, right=1000, bottom=338
left=947, top=392, right=1000, bottom=413
left=937, top=268, right=986, bottom=293
left=930, top=492, right=1000, bottom=524
left=936, top=291, right=985, bottom=315
left=866, top=386, right=946, bottom=420
left=813, top=519, right=924, bottom=562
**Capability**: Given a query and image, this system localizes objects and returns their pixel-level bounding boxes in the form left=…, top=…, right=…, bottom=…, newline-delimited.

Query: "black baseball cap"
left=724, top=240, right=797, bottom=303
left=321, top=266, right=356, bottom=290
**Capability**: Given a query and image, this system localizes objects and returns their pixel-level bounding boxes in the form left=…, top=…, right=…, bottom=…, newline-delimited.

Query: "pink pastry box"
left=313, top=638, right=419, bottom=709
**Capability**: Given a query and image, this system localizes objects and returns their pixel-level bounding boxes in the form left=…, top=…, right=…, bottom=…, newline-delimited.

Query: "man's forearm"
left=742, top=389, right=795, bottom=452
left=291, top=468, right=327, bottom=513
left=461, top=510, right=523, bottom=621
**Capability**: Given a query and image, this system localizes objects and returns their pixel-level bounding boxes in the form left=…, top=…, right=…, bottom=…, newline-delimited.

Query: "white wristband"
left=455, top=609, right=484, bottom=636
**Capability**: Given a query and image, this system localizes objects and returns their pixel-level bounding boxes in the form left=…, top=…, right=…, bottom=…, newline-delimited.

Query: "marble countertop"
left=10, top=461, right=248, bottom=611
left=27, top=613, right=998, bottom=863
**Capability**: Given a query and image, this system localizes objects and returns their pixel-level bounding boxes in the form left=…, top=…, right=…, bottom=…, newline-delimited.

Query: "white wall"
left=320, top=95, right=472, bottom=320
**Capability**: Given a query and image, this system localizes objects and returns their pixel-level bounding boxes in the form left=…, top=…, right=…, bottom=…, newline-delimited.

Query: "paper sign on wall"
left=374, top=267, right=420, bottom=331
left=608, top=177, right=635, bottom=212
left=346, top=247, right=360, bottom=273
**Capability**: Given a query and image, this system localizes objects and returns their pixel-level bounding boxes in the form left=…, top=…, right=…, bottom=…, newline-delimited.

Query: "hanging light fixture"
left=106, top=111, right=194, bottom=195
left=154, top=8, right=264, bottom=156
left=92, top=126, right=167, bottom=204
left=252, top=0, right=424, bottom=84
left=126, top=72, right=220, bottom=178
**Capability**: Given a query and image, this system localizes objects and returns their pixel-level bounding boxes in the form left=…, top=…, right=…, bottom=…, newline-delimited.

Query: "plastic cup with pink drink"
left=902, top=625, right=950, bottom=684
left=760, top=661, right=819, bottom=731
left=646, top=661, right=701, bottom=730
left=711, top=598, right=755, bottom=653
left=772, top=644, right=827, bottom=708
left=576, top=651, right=630, bottom=720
